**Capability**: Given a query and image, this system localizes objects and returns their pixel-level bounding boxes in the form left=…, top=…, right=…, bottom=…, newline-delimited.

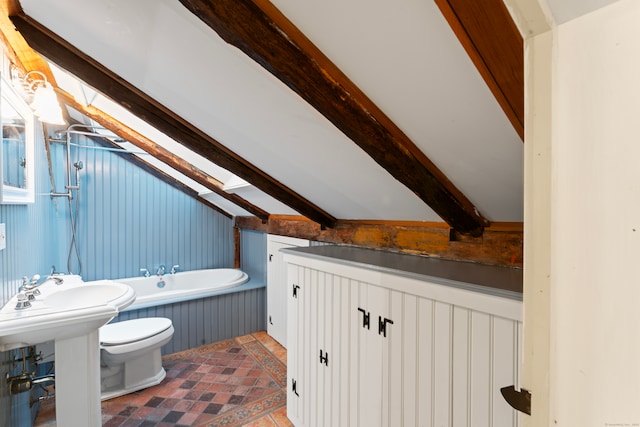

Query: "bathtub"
left=113, top=268, right=249, bottom=311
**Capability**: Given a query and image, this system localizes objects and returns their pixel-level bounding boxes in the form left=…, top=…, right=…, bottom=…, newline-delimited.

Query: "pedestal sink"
left=0, top=276, right=135, bottom=427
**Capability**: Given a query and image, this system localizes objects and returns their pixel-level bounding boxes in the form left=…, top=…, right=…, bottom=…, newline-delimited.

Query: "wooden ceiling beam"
left=179, top=0, right=489, bottom=236
left=435, top=0, right=524, bottom=140
left=57, top=89, right=270, bottom=221
left=10, top=12, right=337, bottom=228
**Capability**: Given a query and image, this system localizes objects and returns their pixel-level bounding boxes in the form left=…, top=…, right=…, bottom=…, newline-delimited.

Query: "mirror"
left=0, top=75, right=35, bottom=204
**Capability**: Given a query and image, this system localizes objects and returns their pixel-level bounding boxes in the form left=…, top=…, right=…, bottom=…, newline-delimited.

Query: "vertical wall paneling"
left=0, top=126, right=66, bottom=306
left=70, top=134, right=234, bottom=281
left=416, top=297, right=434, bottom=426
left=348, top=277, right=359, bottom=427
left=386, top=289, right=404, bottom=427
left=493, top=316, right=520, bottom=424
left=1, top=123, right=236, bottom=424
left=471, top=312, right=491, bottom=426
left=114, top=288, right=266, bottom=355
left=285, top=251, right=522, bottom=427
left=433, top=301, right=452, bottom=426
left=240, top=229, right=267, bottom=284
left=402, top=294, right=418, bottom=427
left=286, top=263, right=302, bottom=425
left=267, top=235, right=309, bottom=348
left=452, top=306, right=470, bottom=427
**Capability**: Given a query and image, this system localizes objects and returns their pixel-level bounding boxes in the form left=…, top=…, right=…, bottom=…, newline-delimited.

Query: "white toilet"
left=99, top=317, right=175, bottom=400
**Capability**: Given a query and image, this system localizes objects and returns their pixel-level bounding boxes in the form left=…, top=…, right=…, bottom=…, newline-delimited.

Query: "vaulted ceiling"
left=1, top=0, right=528, bottom=236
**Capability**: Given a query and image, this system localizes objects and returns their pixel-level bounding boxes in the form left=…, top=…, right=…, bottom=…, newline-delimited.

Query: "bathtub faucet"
left=156, top=265, right=165, bottom=277
left=140, top=268, right=150, bottom=278
left=170, top=265, right=180, bottom=275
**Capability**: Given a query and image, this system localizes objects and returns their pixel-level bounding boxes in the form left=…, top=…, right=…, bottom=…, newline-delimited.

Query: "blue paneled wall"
left=67, top=133, right=233, bottom=281
left=1, top=130, right=234, bottom=304
left=0, top=126, right=235, bottom=425
left=0, top=127, right=66, bottom=307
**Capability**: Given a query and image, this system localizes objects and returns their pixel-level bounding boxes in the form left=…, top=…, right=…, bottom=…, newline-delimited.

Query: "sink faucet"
left=20, top=274, right=41, bottom=291
left=20, top=275, right=42, bottom=299
left=16, top=274, right=63, bottom=307
left=156, top=265, right=165, bottom=277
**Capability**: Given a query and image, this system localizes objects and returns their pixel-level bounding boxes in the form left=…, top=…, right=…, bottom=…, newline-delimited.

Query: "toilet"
left=99, top=317, right=175, bottom=400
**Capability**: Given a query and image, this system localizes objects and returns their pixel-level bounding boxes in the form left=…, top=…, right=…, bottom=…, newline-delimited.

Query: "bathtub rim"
left=83, top=269, right=262, bottom=312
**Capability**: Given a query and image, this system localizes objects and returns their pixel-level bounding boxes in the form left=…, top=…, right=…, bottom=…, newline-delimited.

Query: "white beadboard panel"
left=433, top=301, right=453, bottom=427
left=493, top=316, right=521, bottom=426
left=334, top=275, right=352, bottom=427
left=286, top=256, right=522, bottom=427
left=416, top=297, right=435, bottom=426
left=386, top=289, right=404, bottom=427
left=452, top=306, right=470, bottom=427
left=401, top=294, right=419, bottom=427
left=286, top=263, right=303, bottom=426
left=471, top=312, right=492, bottom=426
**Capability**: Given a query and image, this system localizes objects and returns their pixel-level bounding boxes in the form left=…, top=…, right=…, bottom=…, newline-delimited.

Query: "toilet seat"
left=100, top=317, right=173, bottom=346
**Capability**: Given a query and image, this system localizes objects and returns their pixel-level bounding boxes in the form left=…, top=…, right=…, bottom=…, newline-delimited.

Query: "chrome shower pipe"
left=50, top=124, right=110, bottom=198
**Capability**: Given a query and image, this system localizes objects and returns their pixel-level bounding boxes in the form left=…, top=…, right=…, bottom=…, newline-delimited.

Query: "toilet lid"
left=100, top=317, right=173, bottom=346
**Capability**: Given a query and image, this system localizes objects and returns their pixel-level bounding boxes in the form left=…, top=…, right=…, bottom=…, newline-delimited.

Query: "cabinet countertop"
left=282, top=245, right=523, bottom=301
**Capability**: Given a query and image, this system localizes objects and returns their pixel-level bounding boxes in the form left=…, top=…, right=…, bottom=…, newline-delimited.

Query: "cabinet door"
left=287, top=265, right=356, bottom=427
left=267, top=235, right=308, bottom=347
left=352, top=281, right=406, bottom=427
left=287, top=263, right=305, bottom=427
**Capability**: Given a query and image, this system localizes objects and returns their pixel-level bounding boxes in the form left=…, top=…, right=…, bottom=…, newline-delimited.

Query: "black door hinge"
left=378, top=316, right=394, bottom=337
left=357, top=307, right=370, bottom=329
left=319, top=349, right=329, bottom=366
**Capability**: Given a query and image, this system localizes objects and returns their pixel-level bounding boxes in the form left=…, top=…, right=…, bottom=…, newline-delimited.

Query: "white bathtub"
left=111, top=268, right=249, bottom=311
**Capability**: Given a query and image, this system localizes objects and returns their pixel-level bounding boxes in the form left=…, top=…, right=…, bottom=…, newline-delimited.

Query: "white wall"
left=520, top=0, right=640, bottom=424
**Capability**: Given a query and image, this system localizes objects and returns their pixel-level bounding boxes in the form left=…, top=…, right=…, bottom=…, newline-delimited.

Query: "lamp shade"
left=30, top=81, right=66, bottom=125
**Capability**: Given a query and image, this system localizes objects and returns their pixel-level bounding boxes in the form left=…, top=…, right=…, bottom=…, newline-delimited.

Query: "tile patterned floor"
left=35, top=331, right=292, bottom=427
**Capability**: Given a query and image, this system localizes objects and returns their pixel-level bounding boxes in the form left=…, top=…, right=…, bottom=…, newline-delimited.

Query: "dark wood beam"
left=180, top=0, right=489, bottom=236
left=77, top=127, right=232, bottom=218
left=235, top=215, right=523, bottom=268
left=435, top=0, right=524, bottom=140
left=10, top=13, right=336, bottom=228
left=57, top=89, right=270, bottom=221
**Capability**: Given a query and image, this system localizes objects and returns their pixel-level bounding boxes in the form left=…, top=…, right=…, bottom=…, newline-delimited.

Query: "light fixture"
left=11, top=68, right=66, bottom=125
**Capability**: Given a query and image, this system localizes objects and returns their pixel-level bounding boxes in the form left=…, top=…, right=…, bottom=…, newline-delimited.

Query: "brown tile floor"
left=35, top=331, right=292, bottom=427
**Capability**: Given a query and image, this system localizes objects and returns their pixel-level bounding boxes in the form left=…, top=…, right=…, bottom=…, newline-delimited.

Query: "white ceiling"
left=21, top=0, right=524, bottom=222
left=545, top=0, right=621, bottom=23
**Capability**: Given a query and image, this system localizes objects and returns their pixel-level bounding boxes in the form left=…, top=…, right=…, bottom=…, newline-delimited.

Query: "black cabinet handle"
left=292, top=284, right=300, bottom=298
left=292, top=379, right=299, bottom=396
left=500, top=385, right=531, bottom=415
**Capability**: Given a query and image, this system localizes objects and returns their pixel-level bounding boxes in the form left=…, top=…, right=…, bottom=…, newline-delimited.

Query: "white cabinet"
left=285, top=246, right=522, bottom=427
left=266, top=234, right=308, bottom=347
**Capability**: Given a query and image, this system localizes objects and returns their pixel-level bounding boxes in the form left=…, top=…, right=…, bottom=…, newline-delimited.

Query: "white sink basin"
left=0, top=277, right=135, bottom=351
